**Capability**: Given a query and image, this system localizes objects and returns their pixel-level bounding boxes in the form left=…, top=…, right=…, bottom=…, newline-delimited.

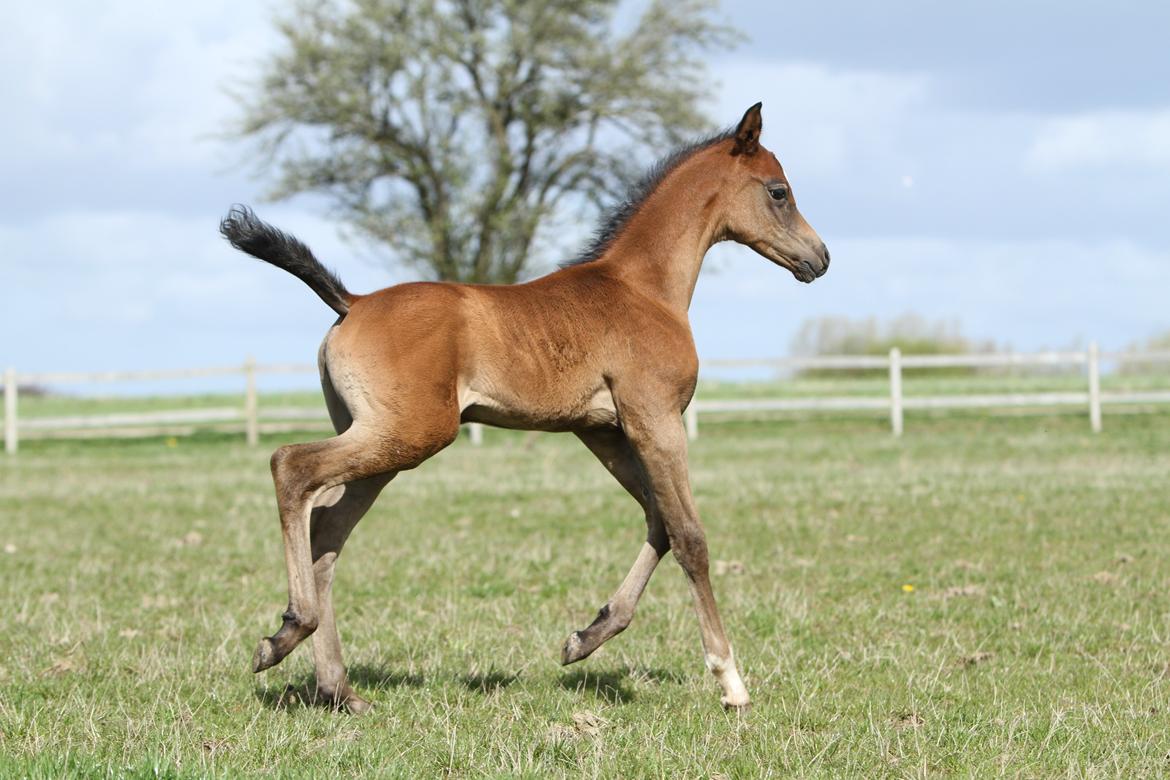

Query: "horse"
left=220, top=103, right=829, bottom=714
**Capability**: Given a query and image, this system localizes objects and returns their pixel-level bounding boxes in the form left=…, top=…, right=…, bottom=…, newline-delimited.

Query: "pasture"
left=2, top=407, right=1170, bottom=777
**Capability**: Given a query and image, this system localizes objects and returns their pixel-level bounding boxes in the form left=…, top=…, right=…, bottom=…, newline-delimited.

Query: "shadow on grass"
left=558, top=668, right=636, bottom=704
left=348, top=664, right=426, bottom=690
left=254, top=665, right=425, bottom=711
left=462, top=670, right=521, bottom=693
left=253, top=678, right=329, bottom=712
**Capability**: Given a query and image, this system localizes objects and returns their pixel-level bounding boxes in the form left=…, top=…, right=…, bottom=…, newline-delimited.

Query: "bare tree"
left=232, top=0, right=738, bottom=283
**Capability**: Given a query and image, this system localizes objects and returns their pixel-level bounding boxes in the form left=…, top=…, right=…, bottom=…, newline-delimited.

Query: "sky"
left=2, top=1, right=1167, bottom=393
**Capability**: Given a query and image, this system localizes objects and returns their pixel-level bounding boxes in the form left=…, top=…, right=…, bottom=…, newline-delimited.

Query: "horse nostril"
left=822, top=245, right=831, bottom=269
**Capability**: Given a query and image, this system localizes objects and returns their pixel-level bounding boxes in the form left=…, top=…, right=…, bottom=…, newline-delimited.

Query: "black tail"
left=219, top=205, right=354, bottom=316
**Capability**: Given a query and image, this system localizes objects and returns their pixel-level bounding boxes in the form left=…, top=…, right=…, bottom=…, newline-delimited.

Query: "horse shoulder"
left=596, top=280, right=698, bottom=412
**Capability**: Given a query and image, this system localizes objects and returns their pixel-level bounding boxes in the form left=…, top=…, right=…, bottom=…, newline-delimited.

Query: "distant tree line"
left=1120, top=328, right=1170, bottom=375
left=790, top=314, right=997, bottom=377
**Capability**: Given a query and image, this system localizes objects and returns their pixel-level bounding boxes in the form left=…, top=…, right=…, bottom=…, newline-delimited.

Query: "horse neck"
left=596, top=156, right=728, bottom=314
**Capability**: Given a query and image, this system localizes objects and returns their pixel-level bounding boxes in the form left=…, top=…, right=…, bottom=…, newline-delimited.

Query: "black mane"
left=562, top=129, right=735, bottom=268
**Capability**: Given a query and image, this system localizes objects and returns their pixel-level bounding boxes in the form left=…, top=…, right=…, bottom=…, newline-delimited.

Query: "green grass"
left=2, top=412, right=1170, bottom=777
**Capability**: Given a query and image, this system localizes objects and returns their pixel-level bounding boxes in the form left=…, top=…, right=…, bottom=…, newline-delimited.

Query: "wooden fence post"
left=1087, top=341, right=1101, bottom=433
left=244, top=357, right=258, bottom=447
left=889, top=347, right=904, bottom=437
left=468, top=422, right=483, bottom=446
left=685, top=402, right=698, bottom=440
left=4, top=368, right=16, bottom=455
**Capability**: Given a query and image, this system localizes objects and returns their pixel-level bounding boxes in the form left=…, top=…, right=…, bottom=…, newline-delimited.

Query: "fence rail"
left=684, top=343, right=1170, bottom=439
left=4, top=345, right=1170, bottom=453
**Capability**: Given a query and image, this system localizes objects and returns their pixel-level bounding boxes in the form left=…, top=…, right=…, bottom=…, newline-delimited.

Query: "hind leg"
left=308, top=473, right=394, bottom=713
left=253, top=414, right=457, bottom=675
left=253, top=429, right=379, bottom=673
left=303, top=354, right=393, bottom=711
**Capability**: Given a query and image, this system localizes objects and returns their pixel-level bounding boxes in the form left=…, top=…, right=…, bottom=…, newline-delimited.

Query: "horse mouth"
left=766, top=245, right=825, bottom=284
left=791, top=258, right=820, bottom=283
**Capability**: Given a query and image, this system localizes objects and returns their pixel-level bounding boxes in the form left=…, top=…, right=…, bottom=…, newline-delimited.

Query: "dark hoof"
left=561, top=632, right=588, bottom=666
left=252, top=637, right=278, bottom=673
left=722, top=699, right=752, bottom=716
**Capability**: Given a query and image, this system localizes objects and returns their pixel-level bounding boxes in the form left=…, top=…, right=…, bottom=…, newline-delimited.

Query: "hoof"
left=311, top=682, right=369, bottom=715
left=343, top=693, right=372, bottom=715
left=561, top=632, right=586, bottom=666
left=252, top=637, right=278, bottom=673
left=722, top=698, right=751, bottom=716
left=315, top=684, right=372, bottom=715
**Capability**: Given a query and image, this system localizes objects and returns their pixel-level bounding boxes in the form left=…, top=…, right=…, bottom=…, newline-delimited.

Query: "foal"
left=221, top=103, right=828, bottom=713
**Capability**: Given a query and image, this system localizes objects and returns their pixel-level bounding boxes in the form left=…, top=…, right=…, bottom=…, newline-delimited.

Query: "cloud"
left=1027, top=109, right=1170, bottom=170
left=705, top=59, right=1170, bottom=247
left=694, top=236, right=1168, bottom=358
left=710, top=60, right=931, bottom=176
left=0, top=206, right=393, bottom=373
left=0, top=0, right=274, bottom=222
left=725, top=0, right=1170, bottom=113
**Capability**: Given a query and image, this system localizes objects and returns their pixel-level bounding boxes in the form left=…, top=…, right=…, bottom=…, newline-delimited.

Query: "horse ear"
left=732, top=102, right=763, bottom=156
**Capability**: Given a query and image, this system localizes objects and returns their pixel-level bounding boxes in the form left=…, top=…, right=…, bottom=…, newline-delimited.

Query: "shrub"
left=1118, top=329, right=1170, bottom=375
left=789, top=314, right=995, bottom=377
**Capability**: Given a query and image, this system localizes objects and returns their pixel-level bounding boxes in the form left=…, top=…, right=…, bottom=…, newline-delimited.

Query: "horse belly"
left=459, top=381, right=618, bottom=431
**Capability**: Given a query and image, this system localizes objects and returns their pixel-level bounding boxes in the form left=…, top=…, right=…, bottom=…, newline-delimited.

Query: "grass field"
left=2, top=410, right=1170, bottom=777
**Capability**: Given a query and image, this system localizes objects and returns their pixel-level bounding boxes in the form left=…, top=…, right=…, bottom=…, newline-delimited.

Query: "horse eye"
left=768, top=186, right=788, bottom=201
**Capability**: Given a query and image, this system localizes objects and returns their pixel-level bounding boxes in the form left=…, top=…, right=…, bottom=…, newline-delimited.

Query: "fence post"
left=1087, top=341, right=1101, bottom=433
left=685, top=402, right=699, bottom=440
left=4, top=368, right=16, bottom=455
left=888, top=347, right=903, bottom=437
left=244, top=357, right=258, bottom=447
left=468, top=422, right=483, bottom=446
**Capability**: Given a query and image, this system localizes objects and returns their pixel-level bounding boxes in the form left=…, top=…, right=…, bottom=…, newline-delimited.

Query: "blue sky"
left=2, top=1, right=1167, bottom=391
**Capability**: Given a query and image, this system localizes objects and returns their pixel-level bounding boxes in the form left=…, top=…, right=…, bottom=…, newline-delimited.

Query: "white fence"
left=3, top=361, right=329, bottom=455
left=4, top=344, right=1170, bottom=453
left=685, top=344, right=1170, bottom=439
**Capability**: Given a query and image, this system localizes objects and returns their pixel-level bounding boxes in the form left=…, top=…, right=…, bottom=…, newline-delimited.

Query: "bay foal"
left=221, top=104, right=829, bottom=713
